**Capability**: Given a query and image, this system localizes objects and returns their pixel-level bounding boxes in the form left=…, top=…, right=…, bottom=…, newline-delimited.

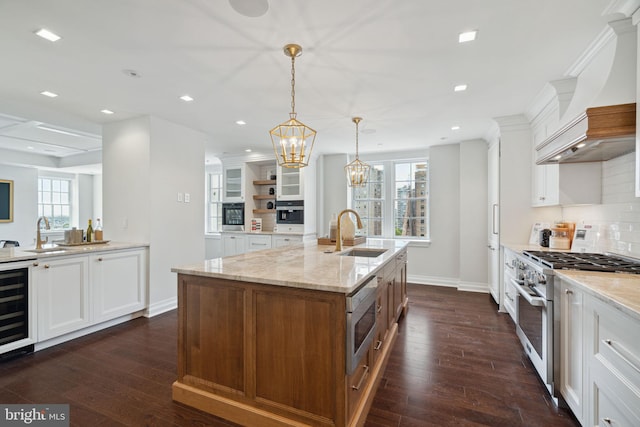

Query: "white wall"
left=408, top=144, right=461, bottom=287
left=103, top=115, right=205, bottom=317
left=0, top=164, right=37, bottom=246
left=320, top=154, right=348, bottom=237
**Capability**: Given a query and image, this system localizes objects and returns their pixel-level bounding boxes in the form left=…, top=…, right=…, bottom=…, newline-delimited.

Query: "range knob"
left=536, top=273, right=547, bottom=284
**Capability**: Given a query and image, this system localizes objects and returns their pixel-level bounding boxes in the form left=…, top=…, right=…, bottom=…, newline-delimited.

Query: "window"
left=352, top=165, right=384, bottom=237
left=352, top=160, right=429, bottom=240
left=206, top=172, right=222, bottom=232
left=394, top=162, right=428, bottom=238
left=38, top=177, right=71, bottom=229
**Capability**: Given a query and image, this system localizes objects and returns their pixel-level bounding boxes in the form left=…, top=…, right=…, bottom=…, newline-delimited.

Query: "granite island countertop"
left=0, top=241, right=149, bottom=264
left=172, top=238, right=408, bottom=294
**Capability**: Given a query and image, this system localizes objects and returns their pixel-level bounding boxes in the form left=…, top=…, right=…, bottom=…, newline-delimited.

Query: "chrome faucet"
left=36, top=216, right=50, bottom=250
left=335, top=209, right=363, bottom=252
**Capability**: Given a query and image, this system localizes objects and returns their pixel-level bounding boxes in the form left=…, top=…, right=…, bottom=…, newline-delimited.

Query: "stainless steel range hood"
left=535, top=103, right=636, bottom=164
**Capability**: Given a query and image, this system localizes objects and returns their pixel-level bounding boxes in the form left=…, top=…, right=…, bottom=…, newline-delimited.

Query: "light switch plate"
left=184, top=193, right=190, bottom=203
left=177, top=192, right=183, bottom=202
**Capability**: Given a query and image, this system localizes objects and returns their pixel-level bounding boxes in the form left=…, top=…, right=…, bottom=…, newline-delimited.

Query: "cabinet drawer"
left=347, top=347, right=371, bottom=423
left=247, top=235, right=272, bottom=252
left=591, top=297, right=640, bottom=386
left=590, top=366, right=640, bottom=427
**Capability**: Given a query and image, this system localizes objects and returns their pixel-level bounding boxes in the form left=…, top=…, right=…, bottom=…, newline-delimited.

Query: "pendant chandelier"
left=344, top=117, right=370, bottom=187
left=269, top=44, right=316, bottom=169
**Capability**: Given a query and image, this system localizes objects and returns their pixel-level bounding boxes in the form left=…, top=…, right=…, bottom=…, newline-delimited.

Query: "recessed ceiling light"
left=40, top=91, right=58, bottom=98
left=454, top=84, right=467, bottom=92
left=27, top=146, right=34, bottom=150
left=180, top=95, right=194, bottom=102
left=458, top=30, right=477, bottom=43
left=245, top=149, right=252, bottom=153
left=554, top=155, right=562, bottom=160
left=451, top=125, right=460, bottom=131
left=576, top=143, right=586, bottom=148
left=101, top=109, right=114, bottom=115
left=236, top=120, right=246, bottom=125
left=35, top=28, right=61, bottom=42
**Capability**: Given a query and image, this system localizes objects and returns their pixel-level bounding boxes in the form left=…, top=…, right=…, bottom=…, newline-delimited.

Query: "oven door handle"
left=511, top=279, right=546, bottom=307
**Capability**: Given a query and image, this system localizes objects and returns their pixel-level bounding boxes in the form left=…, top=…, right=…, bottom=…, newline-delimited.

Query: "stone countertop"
left=0, top=241, right=149, bottom=264
left=172, top=239, right=408, bottom=295
left=555, top=270, right=640, bottom=321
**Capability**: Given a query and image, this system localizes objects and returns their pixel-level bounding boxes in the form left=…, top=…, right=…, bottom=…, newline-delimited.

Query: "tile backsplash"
left=562, top=152, right=640, bottom=257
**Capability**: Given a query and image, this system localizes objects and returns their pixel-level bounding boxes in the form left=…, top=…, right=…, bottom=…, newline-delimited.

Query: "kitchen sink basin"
left=24, top=248, right=67, bottom=254
left=340, top=248, right=387, bottom=258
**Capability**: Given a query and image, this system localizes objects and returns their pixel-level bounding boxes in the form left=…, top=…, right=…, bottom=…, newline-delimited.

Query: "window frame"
left=351, top=158, right=430, bottom=242
left=38, top=176, right=73, bottom=230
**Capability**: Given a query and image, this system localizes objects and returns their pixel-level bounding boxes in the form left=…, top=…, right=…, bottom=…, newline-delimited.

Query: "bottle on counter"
left=86, top=219, right=94, bottom=243
left=94, top=218, right=103, bottom=241
left=329, top=213, right=337, bottom=241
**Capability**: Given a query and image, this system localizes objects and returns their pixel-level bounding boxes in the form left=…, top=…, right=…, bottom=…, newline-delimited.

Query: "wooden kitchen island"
left=171, top=239, right=408, bottom=427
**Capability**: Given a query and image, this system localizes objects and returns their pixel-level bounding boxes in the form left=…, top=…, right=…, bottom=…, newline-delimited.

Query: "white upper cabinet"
left=223, top=165, right=245, bottom=201
left=277, top=166, right=304, bottom=200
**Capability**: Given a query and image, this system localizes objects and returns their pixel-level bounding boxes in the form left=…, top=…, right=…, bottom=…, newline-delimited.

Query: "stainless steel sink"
left=24, top=248, right=67, bottom=254
left=340, top=248, right=387, bottom=258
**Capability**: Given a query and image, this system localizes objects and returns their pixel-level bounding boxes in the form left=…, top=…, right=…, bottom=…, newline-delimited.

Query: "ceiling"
left=0, top=0, right=619, bottom=170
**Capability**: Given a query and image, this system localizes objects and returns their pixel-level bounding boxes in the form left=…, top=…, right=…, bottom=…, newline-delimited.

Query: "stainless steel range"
left=511, top=250, right=640, bottom=403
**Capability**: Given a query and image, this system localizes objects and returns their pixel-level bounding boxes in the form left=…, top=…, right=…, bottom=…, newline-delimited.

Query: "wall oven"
left=346, top=276, right=377, bottom=375
left=0, top=260, right=35, bottom=359
left=222, top=202, right=245, bottom=231
left=276, top=200, right=304, bottom=225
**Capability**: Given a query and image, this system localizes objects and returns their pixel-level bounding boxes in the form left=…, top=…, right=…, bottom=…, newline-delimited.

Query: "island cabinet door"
left=253, top=287, right=346, bottom=425
left=176, top=275, right=246, bottom=394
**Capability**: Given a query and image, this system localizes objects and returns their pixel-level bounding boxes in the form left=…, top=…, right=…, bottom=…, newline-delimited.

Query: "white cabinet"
left=559, top=279, right=585, bottom=425
left=532, top=164, right=559, bottom=206
left=91, top=249, right=147, bottom=323
left=587, top=296, right=640, bottom=427
left=223, top=165, right=245, bottom=201
left=246, top=234, right=272, bottom=252
left=277, top=166, right=303, bottom=200
left=502, top=248, right=517, bottom=322
left=222, top=233, right=247, bottom=257
left=272, top=235, right=302, bottom=248
left=487, top=140, right=500, bottom=307
left=34, top=256, right=90, bottom=341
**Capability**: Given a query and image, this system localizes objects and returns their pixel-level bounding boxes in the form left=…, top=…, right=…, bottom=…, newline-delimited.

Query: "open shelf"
left=253, top=195, right=275, bottom=200
left=253, top=180, right=276, bottom=185
left=253, top=209, right=276, bottom=214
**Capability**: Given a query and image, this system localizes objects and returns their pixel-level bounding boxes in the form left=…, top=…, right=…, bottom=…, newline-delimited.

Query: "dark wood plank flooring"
left=0, top=284, right=578, bottom=426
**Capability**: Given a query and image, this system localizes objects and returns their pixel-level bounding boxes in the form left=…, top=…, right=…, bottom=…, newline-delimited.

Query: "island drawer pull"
left=374, top=340, right=382, bottom=351
left=376, top=304, right=382, bottom=313
left=351, top=365, right=369, bottom=391
left=603, top=339, right=640, bottom=374
left=44, top=264, right=50, bottom=269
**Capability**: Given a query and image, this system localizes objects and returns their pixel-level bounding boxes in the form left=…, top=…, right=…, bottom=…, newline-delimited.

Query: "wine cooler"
left=0, top=262, right=34, bottom=359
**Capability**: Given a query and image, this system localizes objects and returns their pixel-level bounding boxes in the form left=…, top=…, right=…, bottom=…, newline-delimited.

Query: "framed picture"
left=0, top=179, right=13, bottom=222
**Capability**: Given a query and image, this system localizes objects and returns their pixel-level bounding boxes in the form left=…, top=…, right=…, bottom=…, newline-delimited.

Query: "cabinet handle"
left=230, top=236, right=236, bottom=239
left=539, top=196, right=545, bottom=201
left=374, top=340, right=382, bottom=351
left=32, top=262, right=39, bottom=267
left=492, top=204, right=499, bottom=235
left=284, top=238, right=290, bottom=241
left=97, top=257, right=103, bottom=262
left=565, top=289, right=573, bottom=295
left=351, top=365, right=369, bottom=391
left=603, top=339, right=640, bottom=374
left=603, top=418, right=612, bottom=425
left=376, top=304, right=382, bottom=313
left=44, top=264, right=50, bottom=269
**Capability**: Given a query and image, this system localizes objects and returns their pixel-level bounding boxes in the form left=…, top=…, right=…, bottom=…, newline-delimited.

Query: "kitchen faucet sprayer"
left=335, top=209, right=363, bottom=252
left=36, top=216, right=50, bottom=250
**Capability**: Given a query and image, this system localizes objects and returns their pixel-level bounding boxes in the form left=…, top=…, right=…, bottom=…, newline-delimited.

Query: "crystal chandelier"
left=344, top=117, right=370, bottom=187
left=269, top=44, right=316, bottom=169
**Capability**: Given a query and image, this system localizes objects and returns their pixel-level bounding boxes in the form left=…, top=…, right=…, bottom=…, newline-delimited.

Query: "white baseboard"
left=408, top=274, right=489, bottom=293
left=145, top=297, right=177, bottom=318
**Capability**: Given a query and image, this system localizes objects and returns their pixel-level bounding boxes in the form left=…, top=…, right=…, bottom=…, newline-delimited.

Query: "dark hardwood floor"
left=0, top=284, right=578, bottom=426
